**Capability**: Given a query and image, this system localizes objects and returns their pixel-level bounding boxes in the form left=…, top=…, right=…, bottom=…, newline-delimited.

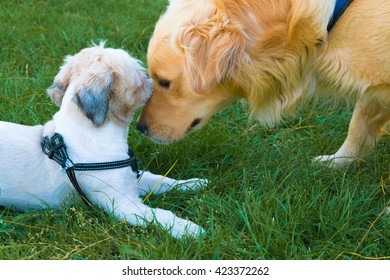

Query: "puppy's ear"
left=47, top=83, right=67, bottom=106
left=177, top=16, right=246, bottom=94
left=73, top=71, right=113, bottom=127
left=135, top=76, right=153, bottom=102
left=47, top=55, right=73, bottom=106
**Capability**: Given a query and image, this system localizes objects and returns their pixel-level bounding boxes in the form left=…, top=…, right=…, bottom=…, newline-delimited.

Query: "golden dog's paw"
left=313, top=154, right=355, bottom=168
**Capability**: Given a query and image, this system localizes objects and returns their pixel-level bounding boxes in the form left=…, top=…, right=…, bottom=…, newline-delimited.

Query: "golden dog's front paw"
left=313, top=154, right=355, bottom=168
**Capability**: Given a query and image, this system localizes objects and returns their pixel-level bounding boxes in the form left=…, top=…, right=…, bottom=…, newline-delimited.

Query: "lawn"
left=0, top=0, right=389, bottom=260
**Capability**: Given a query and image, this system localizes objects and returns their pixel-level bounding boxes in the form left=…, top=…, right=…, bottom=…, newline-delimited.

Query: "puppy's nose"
left=136, top=122, right=149, bottom=135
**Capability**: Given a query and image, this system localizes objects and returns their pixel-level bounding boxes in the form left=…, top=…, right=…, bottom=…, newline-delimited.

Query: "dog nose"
left=136, top=122, right=149, bottom=135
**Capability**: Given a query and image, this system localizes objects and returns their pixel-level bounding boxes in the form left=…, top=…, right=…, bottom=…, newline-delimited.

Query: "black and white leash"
left=41, top=133, right=141, bottom=207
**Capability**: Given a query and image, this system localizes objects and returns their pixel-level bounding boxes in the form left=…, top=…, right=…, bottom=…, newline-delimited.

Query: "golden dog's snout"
left=136, top=121, right=149, bottom=136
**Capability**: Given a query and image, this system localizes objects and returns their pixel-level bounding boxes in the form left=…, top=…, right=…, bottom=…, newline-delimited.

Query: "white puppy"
left=0, top=43, right=206, bottom=239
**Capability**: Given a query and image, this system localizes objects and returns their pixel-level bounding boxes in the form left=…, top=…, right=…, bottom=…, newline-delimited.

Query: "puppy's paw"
left=167, top=218, right=206, bottom=239
left=313, top=154, right=355, bottom=168
left=175, top=178, right=209, bottom=192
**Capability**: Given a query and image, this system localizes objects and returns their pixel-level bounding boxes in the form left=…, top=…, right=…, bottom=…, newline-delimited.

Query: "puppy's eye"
left=158, top=79, right=171, bottom=89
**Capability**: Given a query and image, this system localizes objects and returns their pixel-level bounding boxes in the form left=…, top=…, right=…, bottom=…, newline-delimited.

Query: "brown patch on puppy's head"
left=48, top=42, right=152, bottom=127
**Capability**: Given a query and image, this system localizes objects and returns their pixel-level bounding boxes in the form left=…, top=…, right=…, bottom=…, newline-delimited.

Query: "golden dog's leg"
left=315, top=97, right=390, bottom=167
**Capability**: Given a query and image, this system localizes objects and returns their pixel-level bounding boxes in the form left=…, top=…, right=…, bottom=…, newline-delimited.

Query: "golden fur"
left=137, top=0, right=390, bottom=166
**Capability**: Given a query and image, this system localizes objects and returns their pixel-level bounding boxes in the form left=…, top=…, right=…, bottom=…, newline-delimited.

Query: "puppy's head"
left=137, top=0, right=246, bottom=143
left=48, top=42, right=152, bottom=127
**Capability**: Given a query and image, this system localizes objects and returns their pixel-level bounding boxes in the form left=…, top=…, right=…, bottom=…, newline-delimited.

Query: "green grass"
left=0, top=0, right=389, bottom=260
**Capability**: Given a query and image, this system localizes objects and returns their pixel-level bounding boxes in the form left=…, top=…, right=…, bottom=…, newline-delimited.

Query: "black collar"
left=327, top=0, right=353, bottom=31
left=41, top=133, right=141, bottom=207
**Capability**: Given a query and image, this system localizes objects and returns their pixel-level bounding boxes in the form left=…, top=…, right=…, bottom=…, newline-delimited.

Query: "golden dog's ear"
left=178, top=17, right=245, bottom=94
left=73, top=71, right=113, bottom=127
left=47, top=55, right=74, bottom=106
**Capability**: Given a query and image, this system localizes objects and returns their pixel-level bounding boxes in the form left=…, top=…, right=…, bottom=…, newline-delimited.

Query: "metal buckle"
left=64, top=159, right=74, bottom=170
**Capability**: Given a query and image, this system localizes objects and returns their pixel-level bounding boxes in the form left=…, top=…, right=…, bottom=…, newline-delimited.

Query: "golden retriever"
left=137, top=0, right=390, bottom=167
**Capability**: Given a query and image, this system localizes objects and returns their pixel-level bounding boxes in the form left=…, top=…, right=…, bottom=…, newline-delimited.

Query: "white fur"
left=0, top=44, right=207, bottom=239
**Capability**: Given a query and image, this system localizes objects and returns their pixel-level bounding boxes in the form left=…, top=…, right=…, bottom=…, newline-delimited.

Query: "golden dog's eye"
left=158, top=79, right=171, bottom=89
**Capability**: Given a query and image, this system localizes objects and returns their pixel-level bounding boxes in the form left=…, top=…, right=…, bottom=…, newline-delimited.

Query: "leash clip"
left=41, top=133, right=66, bottom=159
left=64, top=159, right=74, bottom=170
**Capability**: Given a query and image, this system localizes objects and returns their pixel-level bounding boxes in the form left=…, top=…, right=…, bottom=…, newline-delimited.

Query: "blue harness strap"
left=327, top=0, right=353, bottom=31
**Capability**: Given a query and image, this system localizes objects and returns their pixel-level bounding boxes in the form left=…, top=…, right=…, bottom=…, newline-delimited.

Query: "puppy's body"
left=0, top=122, right=63, bottom=210
left=138, top=0, right=390, bottom=166
left=0, top=115, right=130, bottom=211
left=0, top=44, right=206, bottom=238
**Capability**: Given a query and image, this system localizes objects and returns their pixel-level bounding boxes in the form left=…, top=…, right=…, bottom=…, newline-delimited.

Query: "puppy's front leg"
left=112, top=198, right=205, bottom=239
left=137, top=171, right=208, bottom=196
